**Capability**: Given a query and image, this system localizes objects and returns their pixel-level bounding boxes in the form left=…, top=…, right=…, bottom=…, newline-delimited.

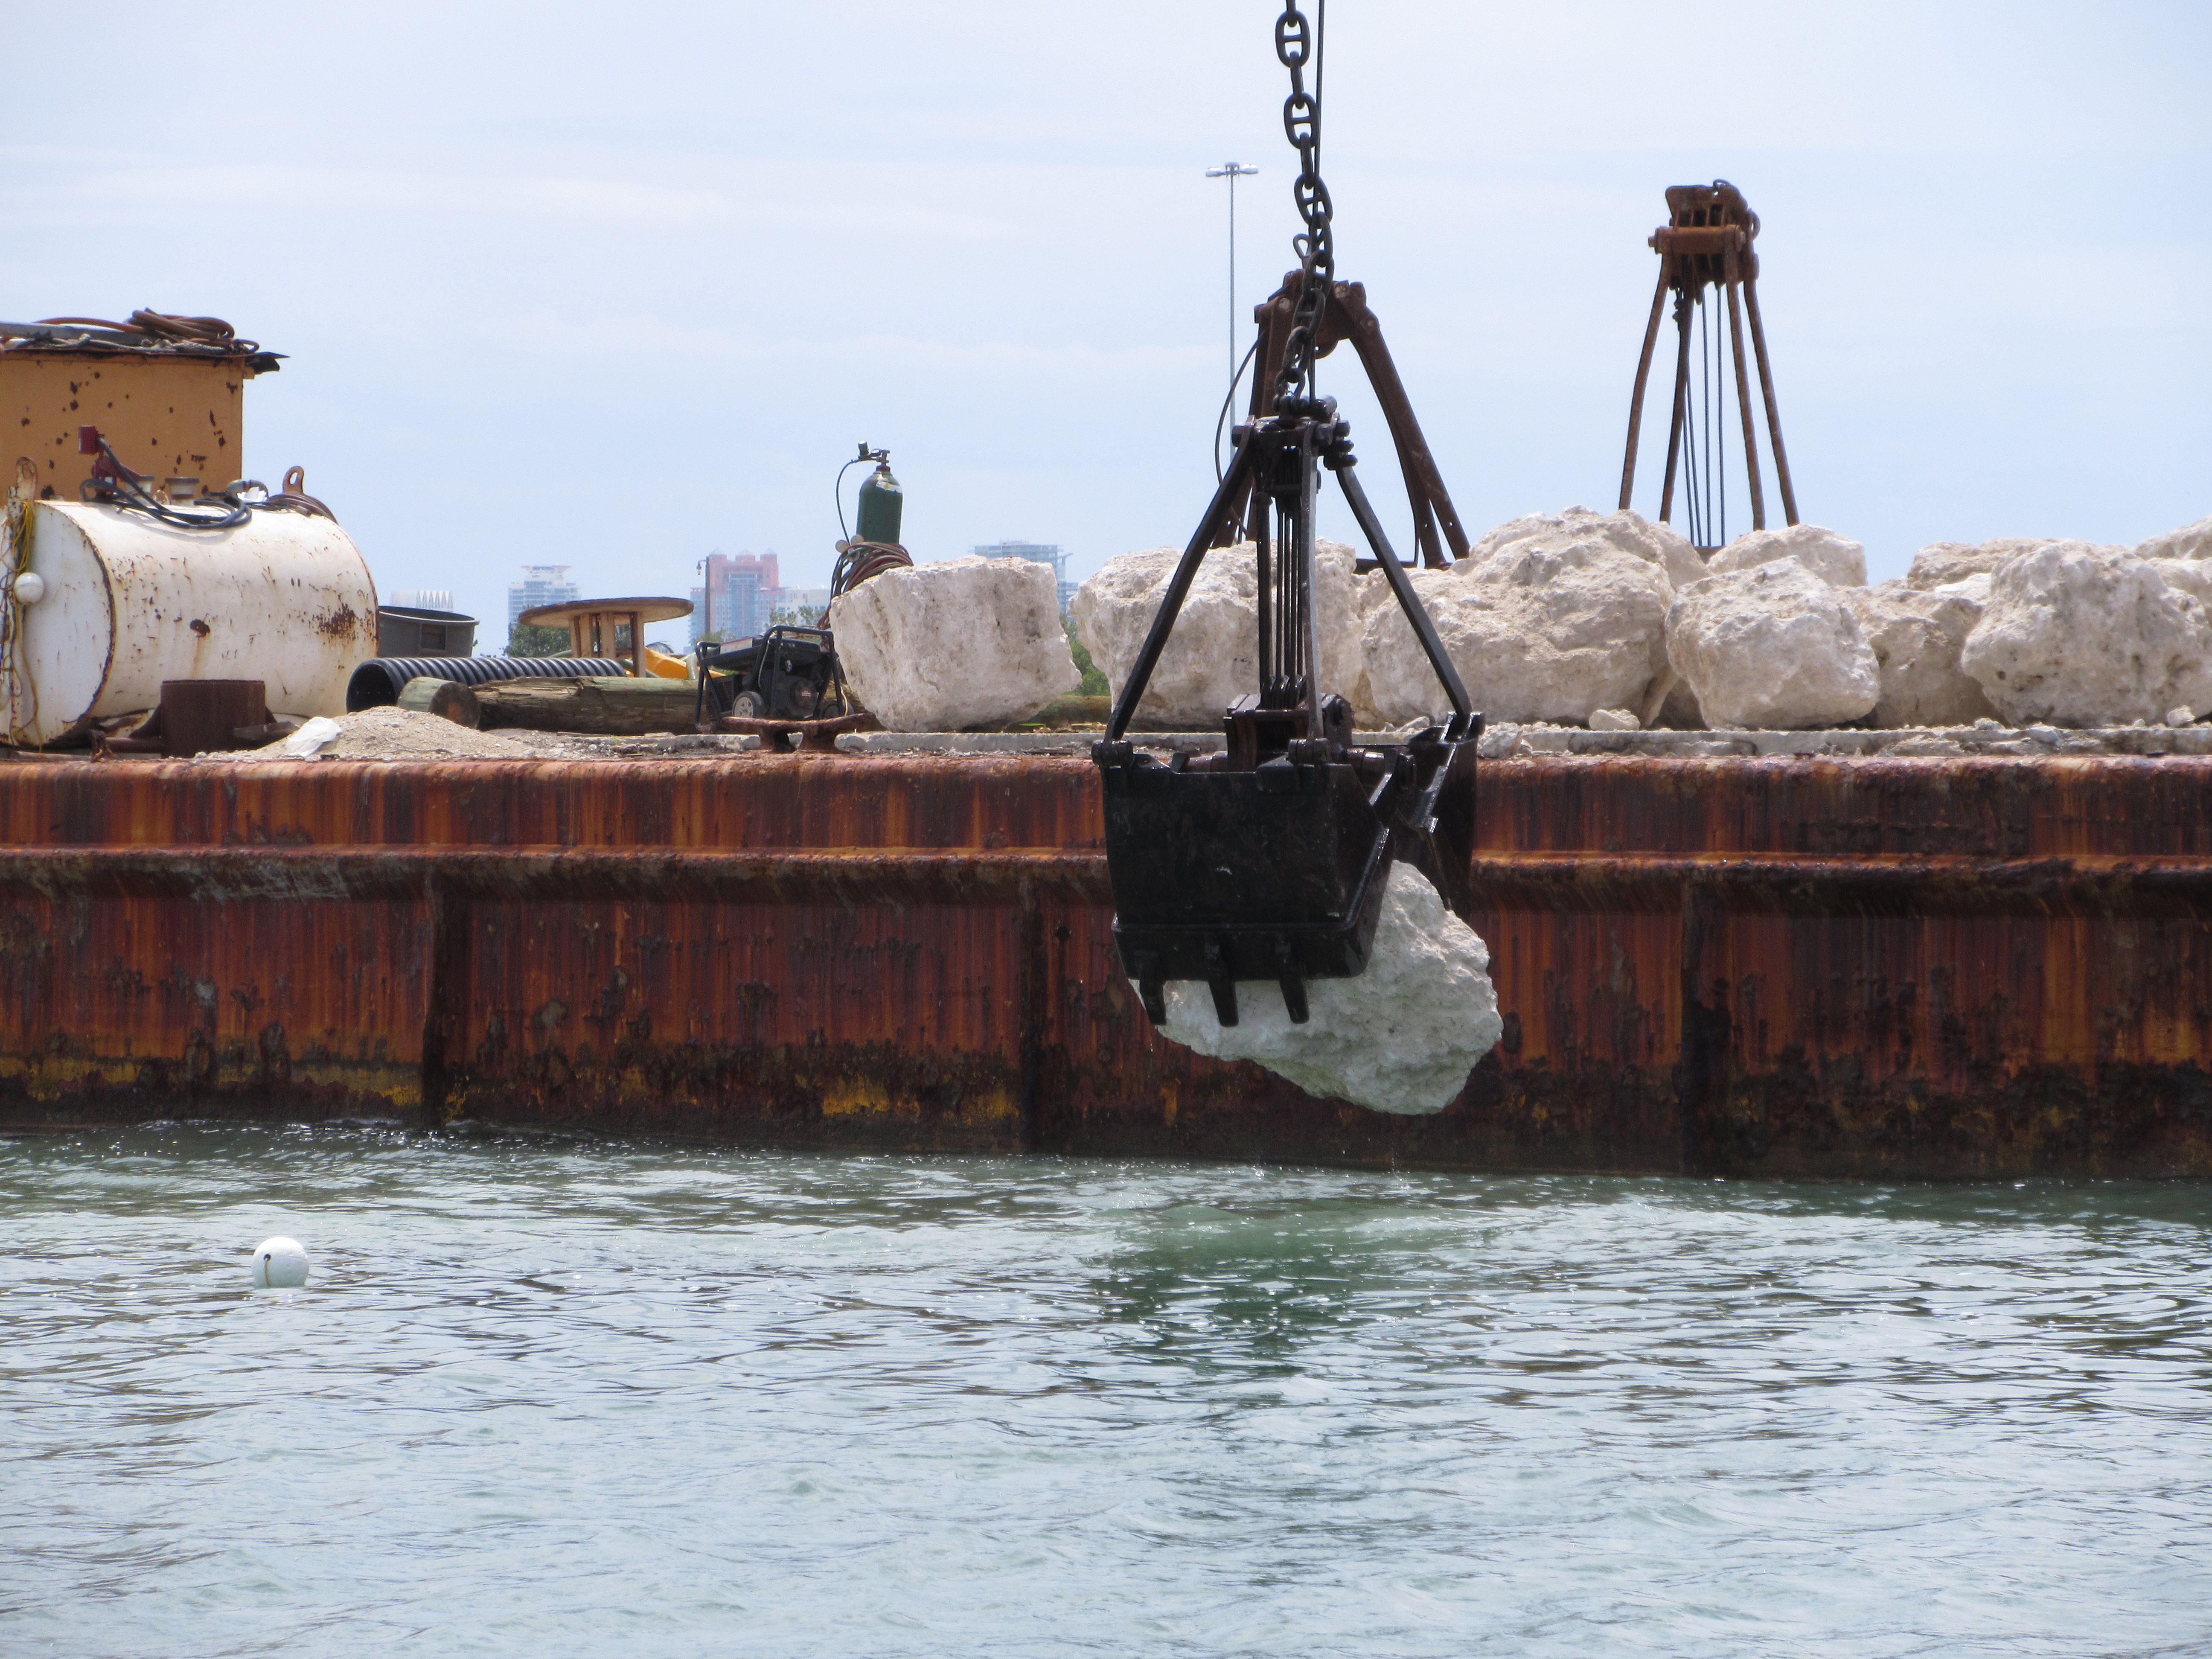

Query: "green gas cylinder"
left=856, top=459, right=903, bottom=546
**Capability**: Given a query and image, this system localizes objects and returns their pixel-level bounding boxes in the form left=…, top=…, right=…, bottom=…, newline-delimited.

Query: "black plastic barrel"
left=375, top=606, right=479, bottom=658
left=346, top=655, right=631, bottom=712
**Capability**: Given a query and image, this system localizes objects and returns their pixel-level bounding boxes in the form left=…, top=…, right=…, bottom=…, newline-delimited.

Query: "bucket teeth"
left=1135, top=953, right=1168, bottom=1027
left=1275, top=940, right=1310, bottom=1025
left=1205, top=941, right=1240, bottom=1027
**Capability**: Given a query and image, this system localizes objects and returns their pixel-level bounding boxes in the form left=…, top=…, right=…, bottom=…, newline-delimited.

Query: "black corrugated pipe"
left=345, top=656, right=632, bottom=712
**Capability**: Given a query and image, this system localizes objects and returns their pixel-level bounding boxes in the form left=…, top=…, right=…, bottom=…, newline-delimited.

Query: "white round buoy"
left=251, top=1236, right=310, bottom=1289
left=13, top=571, right=45, bottom=605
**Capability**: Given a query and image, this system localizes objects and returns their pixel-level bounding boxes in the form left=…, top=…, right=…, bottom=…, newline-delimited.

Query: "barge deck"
left=2, top=751, right=2208, bottom=1179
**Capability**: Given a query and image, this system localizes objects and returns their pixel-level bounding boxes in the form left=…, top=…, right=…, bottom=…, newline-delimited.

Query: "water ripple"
left=2, top=1124, right=2208, bottom=1658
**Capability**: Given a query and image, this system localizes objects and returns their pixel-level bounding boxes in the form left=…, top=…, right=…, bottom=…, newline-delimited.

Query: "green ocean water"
left=3, top=1124, right=2208, bottom=1657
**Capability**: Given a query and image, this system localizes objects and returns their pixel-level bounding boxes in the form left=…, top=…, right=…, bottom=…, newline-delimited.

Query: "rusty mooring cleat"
left=1618, top=180, right=1800, bottom=550
left=713, top=711, right=877, bottom=753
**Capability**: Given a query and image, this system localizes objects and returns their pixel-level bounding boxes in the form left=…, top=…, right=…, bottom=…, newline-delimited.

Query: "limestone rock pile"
left=2149, top=559, right=2212, bottom=609
left=1957, top=541, right=2212, bottom=726
left=1360, top=522, right=1675, bottom=726
left=1906, top=536, right=2057, bottom=591
left=1666, top=559, right=1879, bottom=730
left=2136, top=515, right=2212, bottom=562
left=1707, top=523, right=1869, bottom=588
left=1074, top=505, right=2212, bottom=735
left=1157, top=862, right=1502, bottom=1115
left=1841, top=579, right=1997, bottom=728
left=1462, top=506, right=1708, bottom=591
left=830, top=556, right=1077, bottom=731
left=1071, top=541, right=1360, bottom=728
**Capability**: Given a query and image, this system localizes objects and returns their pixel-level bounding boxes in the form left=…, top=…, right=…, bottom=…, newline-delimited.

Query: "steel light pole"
left=1205, top=162, right=1259, bottom=382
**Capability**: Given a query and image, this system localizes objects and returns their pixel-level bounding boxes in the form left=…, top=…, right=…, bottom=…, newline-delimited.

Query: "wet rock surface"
left=1157, top=862, right=1502, bottom=1116
left=1665, top=559, right=1880, bottom=730
left=831, top=556, right=1077, bottom=732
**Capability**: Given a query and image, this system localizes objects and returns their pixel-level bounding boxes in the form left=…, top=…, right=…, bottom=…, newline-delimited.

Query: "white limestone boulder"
left=1463, top=506, right=1707, bottom=592
left=1959, top=542, right=2212, bottom=726
left=1158, top=862, right=1501, bottom=1115
left=1707, top=523, right=1867, bottom=588
left=828, top=555, right=1077, bottom=731
left=1905, top=536, right=2059, bottom=591
left=1360, top=531, right=1673, bottom=725
left=1071, top=541, right=1360, bottom=728
left=1840, top=581, right=1997, bottom=728
left=2150, top=559, right=2212, bottom=609
left=1665, top=559, right=1880, bottom=729
left=2137, top=515, right=2212, bottom=562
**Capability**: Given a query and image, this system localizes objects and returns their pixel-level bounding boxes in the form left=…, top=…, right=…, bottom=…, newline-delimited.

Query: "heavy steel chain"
left=1271, top=0, right=1333, bottom=409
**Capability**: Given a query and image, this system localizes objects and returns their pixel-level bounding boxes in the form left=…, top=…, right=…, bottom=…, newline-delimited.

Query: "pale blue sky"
left=6, top=1, right=2206, bottom=635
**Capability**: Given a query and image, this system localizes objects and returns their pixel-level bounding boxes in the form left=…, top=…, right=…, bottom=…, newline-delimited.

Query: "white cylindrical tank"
left=1, top=500, right=378, bottom=745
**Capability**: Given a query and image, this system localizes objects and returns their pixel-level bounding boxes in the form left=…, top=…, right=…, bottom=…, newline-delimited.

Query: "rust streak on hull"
left=1, top=753, right=2208, bottom=1179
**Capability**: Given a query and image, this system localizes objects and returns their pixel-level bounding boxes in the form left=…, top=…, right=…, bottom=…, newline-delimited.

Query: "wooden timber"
left=471, top=675, right=699, bottom=736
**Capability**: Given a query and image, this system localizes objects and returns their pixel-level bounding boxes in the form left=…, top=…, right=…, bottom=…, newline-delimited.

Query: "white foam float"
left=251, top=1236, right=310, bottom=1289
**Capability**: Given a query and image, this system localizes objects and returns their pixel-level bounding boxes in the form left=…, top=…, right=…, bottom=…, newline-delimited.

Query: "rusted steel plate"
left=1458, top=759, right=2212, bottom=1178
left=1471, top=851, right=2212, bottom=918
left=0, top=756, right=1106, bottom=853
left=0, top=847, right=1110, bottom=905
left=0, top=891, right=428, bottom=1121
left=1, top=752, right=2209, bottom=1178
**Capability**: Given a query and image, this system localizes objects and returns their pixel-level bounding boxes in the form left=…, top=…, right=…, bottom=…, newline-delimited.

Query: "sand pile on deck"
left=230, top=707, right=549, bottom=761
left=1155, top=862, right=1502, bottom=1115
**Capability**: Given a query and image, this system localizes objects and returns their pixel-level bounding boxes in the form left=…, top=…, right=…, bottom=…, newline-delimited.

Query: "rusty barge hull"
left=2, top=754, right=2209, bottom=1179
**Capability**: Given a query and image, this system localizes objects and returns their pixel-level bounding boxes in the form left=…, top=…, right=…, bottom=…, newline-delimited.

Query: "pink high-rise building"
left=690, top=551, right=781, bottom=643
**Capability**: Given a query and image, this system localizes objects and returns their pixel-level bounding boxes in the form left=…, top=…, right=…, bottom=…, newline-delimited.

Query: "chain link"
left=1272, top=0, right=1333, bottom=408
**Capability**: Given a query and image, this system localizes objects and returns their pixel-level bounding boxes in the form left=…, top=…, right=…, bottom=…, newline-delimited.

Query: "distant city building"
left=388, top=588, right=455, bottom=612
left=508, top=566, right=578, bottom=632
left=975, top=540, right=1075, bottom=611
left=771, top=588, right=832, bottom=625
left=690, top=550, right=782, bottom=644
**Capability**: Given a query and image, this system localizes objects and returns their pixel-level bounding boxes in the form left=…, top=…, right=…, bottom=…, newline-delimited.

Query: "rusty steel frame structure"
left=2, top=753, right=2210, bottom=1179
left=1619, top=181, right=1799, bottom=537
left=1214, top=272, right=1470, bottom=570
